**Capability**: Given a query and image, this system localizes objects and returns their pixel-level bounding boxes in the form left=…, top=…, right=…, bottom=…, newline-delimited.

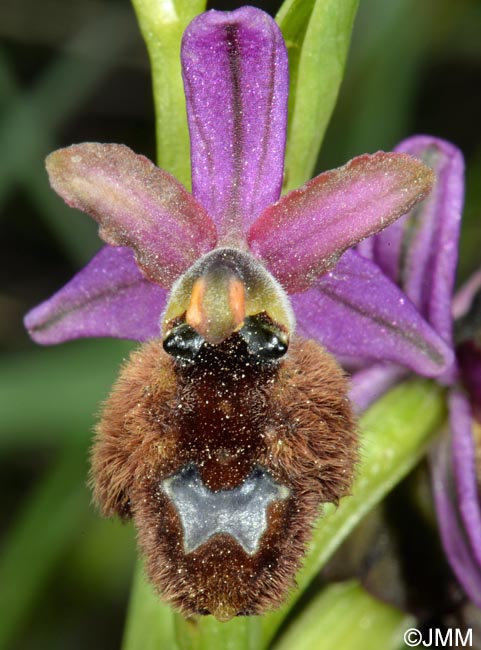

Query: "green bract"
left=276, top=0, right=360, bottom=192
left=131, top=0, right=207, bottom=187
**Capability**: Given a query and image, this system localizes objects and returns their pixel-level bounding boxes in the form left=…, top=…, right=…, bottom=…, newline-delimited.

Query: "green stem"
left=272, top=580, right=413, bottom=650
left=130, top=0, right=206, bottom=187
left=277, top=0, right=360, bottom=192
left=122, top=563, right=179, bottom=650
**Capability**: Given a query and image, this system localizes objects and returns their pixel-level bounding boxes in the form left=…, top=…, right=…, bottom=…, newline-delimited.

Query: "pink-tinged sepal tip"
left=46, top=143, right=217, bottom=287
left=431, top=391, right=481, bottom=609
left=249, top=151, right=435, bottom=294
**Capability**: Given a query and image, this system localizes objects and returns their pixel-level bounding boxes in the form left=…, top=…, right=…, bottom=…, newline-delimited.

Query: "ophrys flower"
left=24, top=7, right=451, bottom=619
left=352, top=134, right=481, bottom=609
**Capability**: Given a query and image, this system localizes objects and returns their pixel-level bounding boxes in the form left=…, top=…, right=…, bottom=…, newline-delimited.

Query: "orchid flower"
left=20, top=2, right=464, bottom=625
left=24, top=7, right=451, bottom=382
left=23, top=6, right=458, bottom=618
left=23, top=6, right=459, bottom=616
left=352, top=134, right=481, bottom=608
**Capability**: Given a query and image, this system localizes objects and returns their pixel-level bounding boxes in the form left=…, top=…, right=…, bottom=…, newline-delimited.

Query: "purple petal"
left=431, top=425, right=481, bottom=608
left=182, top=7, right=288, bottom=242
left=361, top=136, right=464, bottom=347
left=395, top=137, right=464, bottom=345
left=24, top=246, right=167, bottom=344
left=291, top=250, right=454, bottom=376
left=349, top=364, right=409, bottom=413
left=356, top=223, right=401, bottom=283
left=249, top=151, right=434, bottom=293
left=450, top=388, right=481, bottom=569
left=46, top=143, right=217, bottom=287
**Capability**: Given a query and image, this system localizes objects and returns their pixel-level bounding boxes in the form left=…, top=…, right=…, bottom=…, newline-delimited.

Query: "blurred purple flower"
left=25, top=7, right=450, bottom=377
left=352, top=134, right=481, bottom=607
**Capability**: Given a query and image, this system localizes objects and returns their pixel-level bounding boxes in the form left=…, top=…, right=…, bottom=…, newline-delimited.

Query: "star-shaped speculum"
left=350, top=134, right=481, bottom=609
left=163, top=465, right=289, bottom=555
left=23, top=6, right=456, bottom=619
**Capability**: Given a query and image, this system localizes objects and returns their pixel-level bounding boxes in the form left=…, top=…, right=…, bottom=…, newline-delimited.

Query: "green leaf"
left=131, top=0, right=206, bottom=186
left=119, top=380, right=445, bottom=650
left=122, top=561, right=178, bottom=650
left=272, top=580, right=413, bottom=650
left=0, top=445, right=90, bottom=650
left=276, top=0, right=360, bottom=192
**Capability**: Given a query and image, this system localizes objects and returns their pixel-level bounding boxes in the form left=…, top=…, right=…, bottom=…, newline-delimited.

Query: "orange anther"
left=185, top=278, right=206, bottom=329
left=228, top=278, right=246, bottom=328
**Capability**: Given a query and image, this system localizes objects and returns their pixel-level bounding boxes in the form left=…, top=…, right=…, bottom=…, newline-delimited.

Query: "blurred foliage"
left=1, top=0, right=481, bottom=648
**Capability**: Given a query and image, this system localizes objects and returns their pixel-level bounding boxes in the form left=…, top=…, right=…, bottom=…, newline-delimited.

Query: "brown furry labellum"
left=91, top=248, right=357, bottom=621
left=91, top=333, right=357, bottom=620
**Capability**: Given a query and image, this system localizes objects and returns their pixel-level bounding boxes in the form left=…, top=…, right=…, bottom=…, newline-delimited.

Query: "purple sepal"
left=291, top=250, right=454, bottom=376
left=24, top=246, right=167, bottom=344
left=450, top=389, right=481, bottom=569
left=182, top=7, right=288, bottom=242
left=349, top=364, right=409, bottom=413
left=431, top=424, right=481, bottom=608
left=360, top=136, right=464, bottom=348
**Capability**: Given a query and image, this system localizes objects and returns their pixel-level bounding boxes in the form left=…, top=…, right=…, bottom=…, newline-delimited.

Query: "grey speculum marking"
left=162, top=465, right=289, bottom=555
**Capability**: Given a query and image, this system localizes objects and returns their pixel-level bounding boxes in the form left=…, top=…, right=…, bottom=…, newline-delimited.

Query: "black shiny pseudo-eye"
left=163, top=323, right=204, bottom=362
left=239, top=315, right=288, bottom=361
